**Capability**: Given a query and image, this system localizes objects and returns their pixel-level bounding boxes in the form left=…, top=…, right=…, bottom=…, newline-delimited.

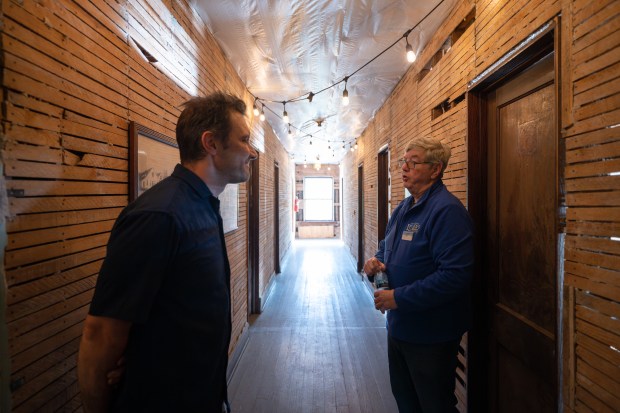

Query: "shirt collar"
left=171, top=163, right=214, bottom=200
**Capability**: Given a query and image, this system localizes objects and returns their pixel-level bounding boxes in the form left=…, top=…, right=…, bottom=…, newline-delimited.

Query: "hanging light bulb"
left=253, top=99, right=260, bottom=116
left=354, top=141, right=358, bottom=150
left=282, top=102, right=289, bottom=123
left=350, top=145, right=354, bottom=152
left=342, top=77, right=350, bottom=106
left=308, top=92, right=314, bottom=103
left=288, top=124, right=293, bottom=137
left=406, top=39, right=416, bottom=63
left=259, top=106, right=265, bottom=121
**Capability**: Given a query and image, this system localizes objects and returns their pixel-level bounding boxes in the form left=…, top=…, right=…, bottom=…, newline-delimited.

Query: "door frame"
left=274, top=161, right=281, bottom=274
left=357, top=163, right=364, bottom=273
left=377, top=146, right=390, bottom=244
left=467, top=18, right=563, bottom=412
left=248, top=153, right=261, bottom=314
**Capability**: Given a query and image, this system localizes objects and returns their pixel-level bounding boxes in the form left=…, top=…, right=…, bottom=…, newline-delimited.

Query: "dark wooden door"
left=274, top=162, right=280, bottom=274
left=377, top=149, right=389, bottom=243
left=357, top=163, right=364, bottom=273
left=248, top=153, right=260, bottom=314
left=486, top=52, right=557, bottom=412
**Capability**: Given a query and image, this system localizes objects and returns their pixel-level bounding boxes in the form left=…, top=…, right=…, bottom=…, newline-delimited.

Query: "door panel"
left=248, top=153, right=260, bottom=314
left=487, top=52, right=557, bottom=412
left=357, top=164, right=364, bottom=273
left=274, top=162, right=280, bottom=274
left=497, top=81, right=556, bottom=333
left=377, top=150, right=389, bottom=243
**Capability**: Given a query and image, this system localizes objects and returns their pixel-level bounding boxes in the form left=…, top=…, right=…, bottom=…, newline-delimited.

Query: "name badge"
left=402, top=231, right=414, bottom=241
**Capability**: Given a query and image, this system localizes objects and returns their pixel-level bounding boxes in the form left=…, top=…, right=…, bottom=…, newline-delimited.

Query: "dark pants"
left=387, top=335, right=461, bottom=413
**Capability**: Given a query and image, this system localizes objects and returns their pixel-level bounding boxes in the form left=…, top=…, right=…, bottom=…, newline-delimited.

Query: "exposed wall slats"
left=8, top=264, right=100, bottom=312
left=6, top=209, right=123, bottom=233
left=9, top=337, right=80, bottom=408
left=564, top=0, right=620, bottom=410
left=6, top=247, right=106, bottom=287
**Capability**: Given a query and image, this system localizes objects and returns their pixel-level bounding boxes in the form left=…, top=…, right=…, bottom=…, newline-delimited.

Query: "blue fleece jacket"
left=376, top=180, right=474, bottom=344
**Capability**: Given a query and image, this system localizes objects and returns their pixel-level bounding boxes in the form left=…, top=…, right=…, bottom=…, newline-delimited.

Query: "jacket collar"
left=409, top=179, right=443, bottom=210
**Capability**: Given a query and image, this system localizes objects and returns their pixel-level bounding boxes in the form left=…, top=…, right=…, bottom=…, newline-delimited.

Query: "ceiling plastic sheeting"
left=191, top=0, right=456, bottom=163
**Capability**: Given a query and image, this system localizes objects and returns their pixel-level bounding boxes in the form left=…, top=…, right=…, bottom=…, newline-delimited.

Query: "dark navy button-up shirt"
left=90, top=163, right=231, bottom=412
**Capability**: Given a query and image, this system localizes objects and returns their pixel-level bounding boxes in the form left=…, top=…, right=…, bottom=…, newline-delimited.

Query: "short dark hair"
left=176, top=92, right=247, bottom=163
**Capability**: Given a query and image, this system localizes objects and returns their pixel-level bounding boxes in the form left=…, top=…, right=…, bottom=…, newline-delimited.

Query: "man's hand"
left=363, top=257, right=386, bottom=276
left=107, top=356, right=126, bottom=385
left=374, top=289, right=397, bottom=314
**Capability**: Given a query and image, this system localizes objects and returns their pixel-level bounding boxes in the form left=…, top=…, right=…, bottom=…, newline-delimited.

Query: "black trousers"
left=387, top=335, right=461, bottom=413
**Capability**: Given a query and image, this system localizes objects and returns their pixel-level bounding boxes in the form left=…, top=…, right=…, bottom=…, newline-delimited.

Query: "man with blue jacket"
left=364, top=136, right=474, bottom=413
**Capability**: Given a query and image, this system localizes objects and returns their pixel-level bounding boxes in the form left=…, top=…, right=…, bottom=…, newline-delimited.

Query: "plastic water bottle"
left=374, top=271, right=389, bottom=290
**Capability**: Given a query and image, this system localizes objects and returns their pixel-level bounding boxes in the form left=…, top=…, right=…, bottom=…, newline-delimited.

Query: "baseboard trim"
left=227, top=321, right=250, bottom=384
left=260, top=269, right=277, bottom=311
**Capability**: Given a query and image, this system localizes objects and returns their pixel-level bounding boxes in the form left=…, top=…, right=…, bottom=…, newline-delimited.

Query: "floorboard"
left=228, top=239, right=398, bottom=413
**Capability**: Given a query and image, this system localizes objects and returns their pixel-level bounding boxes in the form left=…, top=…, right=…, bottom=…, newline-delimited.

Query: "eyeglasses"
left=397, top=158, right=435, bottom=170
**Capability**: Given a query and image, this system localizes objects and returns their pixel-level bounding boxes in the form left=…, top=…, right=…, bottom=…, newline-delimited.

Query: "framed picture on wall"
left=219, top=184, right=239, bottom=233
left=129, top=121, right=179, bottom=201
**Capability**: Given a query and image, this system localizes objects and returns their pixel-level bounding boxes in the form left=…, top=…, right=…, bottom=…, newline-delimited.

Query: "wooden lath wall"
left=343, top=0, right=619, bottom=411
left=255, top=125, right=293, bottom=298
left=0, top=0, right=292, bottom=411
left=563, top=0, right=620, bottom=411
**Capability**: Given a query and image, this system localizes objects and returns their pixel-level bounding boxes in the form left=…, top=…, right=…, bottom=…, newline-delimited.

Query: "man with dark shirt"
left=365, top=136, right=474, bottom=413
left=78, top=92, right=258, bottom=412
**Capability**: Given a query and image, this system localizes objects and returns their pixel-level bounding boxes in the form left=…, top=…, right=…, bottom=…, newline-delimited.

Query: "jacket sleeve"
left=393, top=202, right=474, bottom=312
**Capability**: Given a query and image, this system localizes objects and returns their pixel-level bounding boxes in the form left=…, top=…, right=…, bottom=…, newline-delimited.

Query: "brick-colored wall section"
left=342, top=0, right=620, bottom=412
left=0, top=0, right=291, bottom=410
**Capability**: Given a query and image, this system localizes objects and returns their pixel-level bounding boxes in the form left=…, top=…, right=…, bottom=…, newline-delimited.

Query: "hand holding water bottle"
left=363, top=256, right=386, bottom=279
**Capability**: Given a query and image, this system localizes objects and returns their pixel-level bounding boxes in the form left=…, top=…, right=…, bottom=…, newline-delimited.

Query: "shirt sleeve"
left=90, top=210, right=180, bottom=323
left=393, top=203, right=474, bottom=312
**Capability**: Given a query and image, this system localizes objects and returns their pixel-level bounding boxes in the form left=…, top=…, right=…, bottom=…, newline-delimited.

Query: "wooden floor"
left=228, top=239, right=398, bottom=413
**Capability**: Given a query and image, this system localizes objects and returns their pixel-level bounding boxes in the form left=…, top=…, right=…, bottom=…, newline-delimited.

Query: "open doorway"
left=294, top=164, right=340, bottom=239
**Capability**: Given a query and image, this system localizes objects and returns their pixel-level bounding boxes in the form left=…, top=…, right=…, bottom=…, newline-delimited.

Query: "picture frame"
left=219, top=183, right=239, bottom=233
left=129, top=121, right=179, bottom=202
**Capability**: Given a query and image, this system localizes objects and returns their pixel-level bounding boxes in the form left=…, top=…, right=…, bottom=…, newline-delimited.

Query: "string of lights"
left=248, top=0, right=446, bottom=153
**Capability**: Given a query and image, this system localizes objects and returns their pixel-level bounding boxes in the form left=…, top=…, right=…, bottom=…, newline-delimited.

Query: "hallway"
left=228, top=239, right=398, bottom=413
